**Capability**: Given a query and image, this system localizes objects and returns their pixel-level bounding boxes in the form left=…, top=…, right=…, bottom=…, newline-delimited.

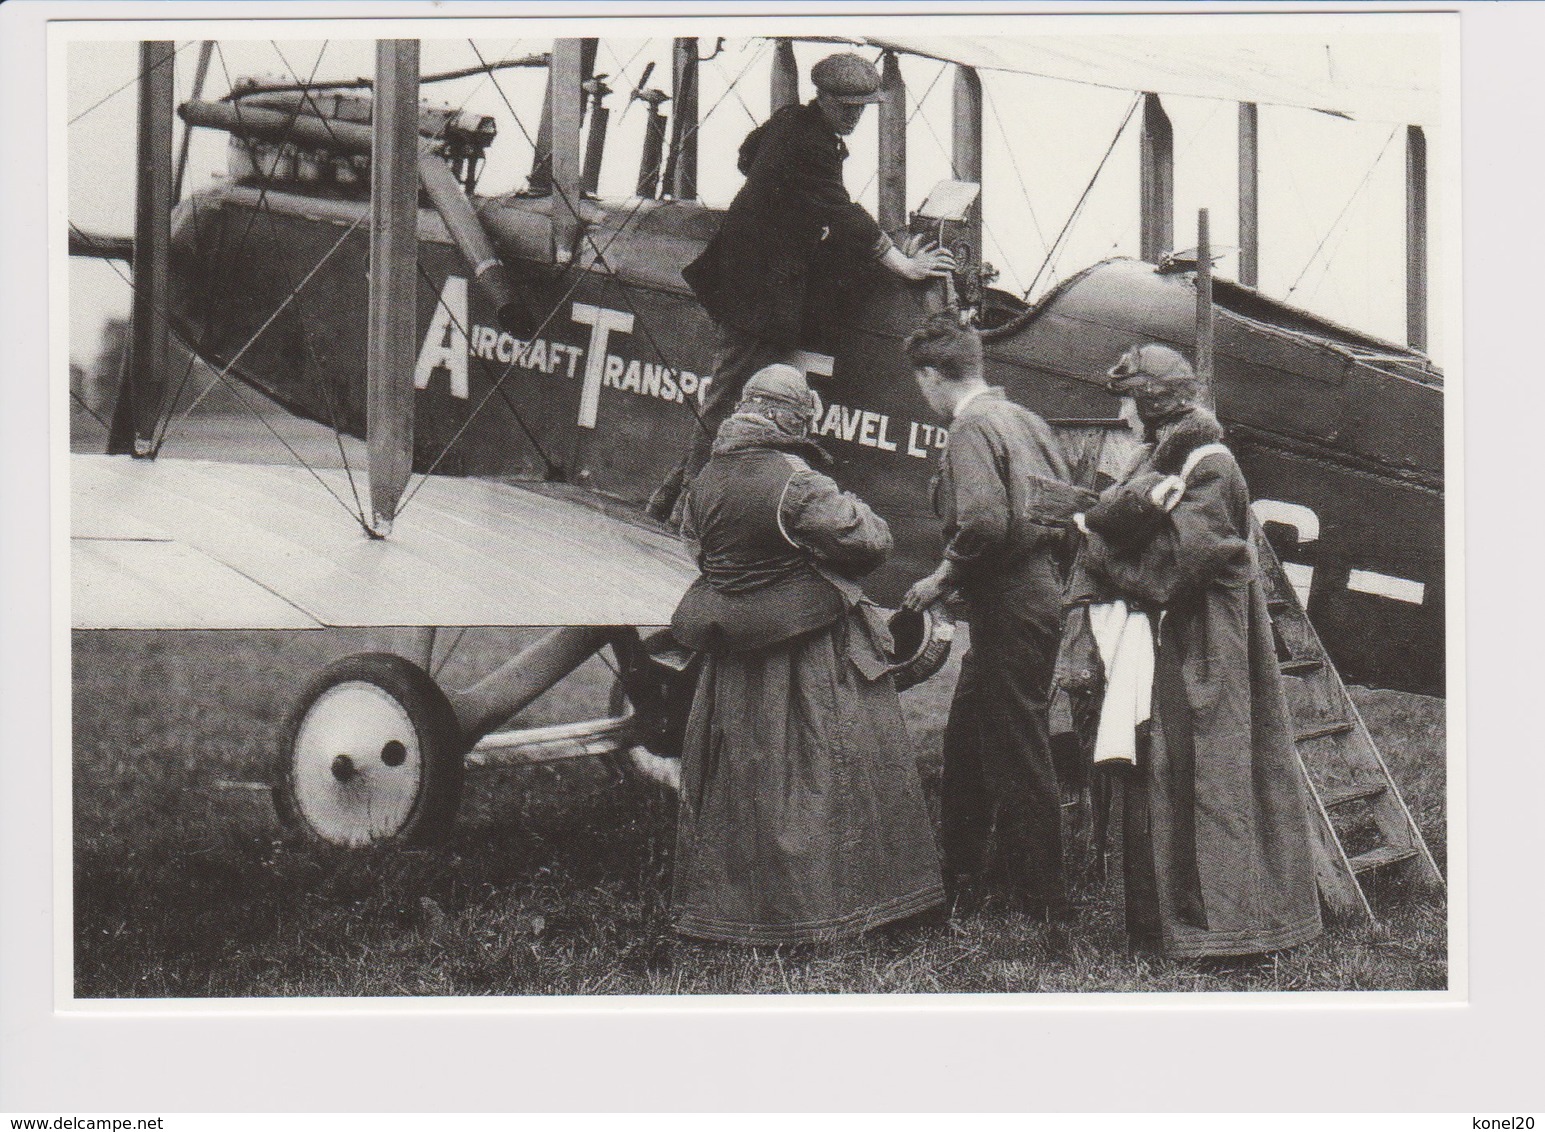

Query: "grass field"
left=71, top=627, right=1448, bottom=998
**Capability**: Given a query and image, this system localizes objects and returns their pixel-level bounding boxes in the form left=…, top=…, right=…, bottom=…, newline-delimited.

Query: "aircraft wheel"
left=274, top=653, right=465, bottom=849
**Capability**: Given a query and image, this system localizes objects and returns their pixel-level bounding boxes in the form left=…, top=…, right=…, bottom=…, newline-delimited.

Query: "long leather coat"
left=1068, top=407, right=1323, bottom=958
left=682, top=101, right=890, bottom=348
left=672, top=416, right=891, bottom=654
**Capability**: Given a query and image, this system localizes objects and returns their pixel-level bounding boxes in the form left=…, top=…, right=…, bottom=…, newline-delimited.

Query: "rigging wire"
left=269, top=41, right=353, bottom=153
left=601, top=37, right=659, bottom=130
left=442, top=39, right=529, bottom=151
left=852, top=59, right=949, bottom=206
left=167, top=212, right=366, bottom=428
left=224, top=52, right=549, bottom=99
left=465, top=40, right=735, bottom=406
left=70, top=388, right=111, bottom=433
left=1287, top=125, right=1400, bottom=299
left=157, top=41, right=369, bottom=523
left=394, top=39, right=769, bottom=514
left=64, top=39, right=243, bottom=455
left=71, top=218, right=374, bottom=529
left=985, top=82, right=1049, bottom=269
left=1098, top=96, right=1226, bottom=271
left=67, top=40, right=195, bottom=127
left=907, top=85, right=1024, bottom=294
left=146, top=211, right=376, bottom=527
left=430, top=626, right=471, bottom=681
left=1020, top=92, right=1141, bottom=302
left=155, top=38, right=338, bottom=439
left=726, top=63, right=764, bottom=129
left=412, top=259, right=565, bottom=479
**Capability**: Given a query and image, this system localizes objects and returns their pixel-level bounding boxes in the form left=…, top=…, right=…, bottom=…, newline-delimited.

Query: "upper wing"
left=840, top=33, right=1439, bottom=127
left=71, top=454, right=696, bottom=630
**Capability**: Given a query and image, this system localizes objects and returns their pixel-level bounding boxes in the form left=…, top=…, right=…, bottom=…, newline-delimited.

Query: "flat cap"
left=811, top=53, right=885, bottom=104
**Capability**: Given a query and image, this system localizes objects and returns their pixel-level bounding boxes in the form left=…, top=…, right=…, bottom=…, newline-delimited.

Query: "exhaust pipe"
left=181, top=99, right=527, bottom=333
left=417, top=152, right=526, bottom=333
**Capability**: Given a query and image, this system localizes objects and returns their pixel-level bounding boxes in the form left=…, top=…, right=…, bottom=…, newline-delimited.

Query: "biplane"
left=69, top=27, right=1446, bottom=850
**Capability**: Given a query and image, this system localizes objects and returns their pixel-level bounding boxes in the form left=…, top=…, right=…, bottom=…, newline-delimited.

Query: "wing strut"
left=365, top=39, right=420, bottom=536
left=1238, top=102, right=1259, bottom=287
left=1138, top=93, right=1174, bottom=264
left=1405, top=126, right=1428, bottom=351
left=106, top=41, right=175, bottom=458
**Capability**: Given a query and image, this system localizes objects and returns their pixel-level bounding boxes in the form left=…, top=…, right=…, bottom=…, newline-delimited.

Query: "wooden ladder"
left=1251, top=520, right=1446, bottom=921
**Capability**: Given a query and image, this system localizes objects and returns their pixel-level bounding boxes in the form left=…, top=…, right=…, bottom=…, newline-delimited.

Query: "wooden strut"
left=1195, top=208, right=1215, bottom=400
left=667, top=37, right=699, bottom=201
left=877, top=51, right=907, bottom=236
left=1237, top=101, right=1259, bottom=288
left=1139, top=93, right=1173, bottom=264
left=951, top=64, right=983, bottom=267
left=1406, top=125, right=1428, bottom=351
left=364, top=39, right=420, bottom=536
left=548, top=39, right=586, bottom=264
left=107, top=41, right=175, bottom=458
left=770, top=38, right=799, bottom=113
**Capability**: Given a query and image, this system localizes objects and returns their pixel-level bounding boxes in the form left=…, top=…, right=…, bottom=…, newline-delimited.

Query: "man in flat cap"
left=649, top=52, right=955, bottom=521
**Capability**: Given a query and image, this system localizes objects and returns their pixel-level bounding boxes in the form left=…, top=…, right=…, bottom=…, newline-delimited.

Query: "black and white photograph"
left=55, top=9, right=1461, bottom=1005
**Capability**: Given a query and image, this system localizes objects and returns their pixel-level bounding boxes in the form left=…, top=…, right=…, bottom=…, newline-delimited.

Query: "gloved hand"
left=885, top=239, right=956, bottom=281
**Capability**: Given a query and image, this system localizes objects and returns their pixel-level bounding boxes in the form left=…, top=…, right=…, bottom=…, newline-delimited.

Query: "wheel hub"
left=290, top=681, right=424, bottom=847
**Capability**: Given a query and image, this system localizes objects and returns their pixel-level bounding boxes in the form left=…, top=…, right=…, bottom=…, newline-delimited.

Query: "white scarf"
left=1086, top=442, right=1231, bottom=764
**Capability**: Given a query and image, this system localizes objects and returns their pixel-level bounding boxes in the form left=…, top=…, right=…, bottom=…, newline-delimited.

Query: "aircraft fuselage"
left=168, top=183, right=1444, bottom=695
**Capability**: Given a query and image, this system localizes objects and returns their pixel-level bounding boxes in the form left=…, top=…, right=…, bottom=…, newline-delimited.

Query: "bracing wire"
left=1098, top=96, right=1226, bottom=271
left=852, top=59, right=949, bottom=205
left=985, top=82, right=1049, bottom=269
left=168, top=213, right=365, bottom=428
left=430, top=627, right=471, bottom=680
left=393, top=39, right=770, bottom=516
left=601, top=37, right=660, bottom=130
left=411, top=259, right=565, bottom=479
left=1287, top=125, right=1399, bottom=299
left=225, top=52, right=549, bottom=99
left=71, top=216, right=374, bottom=528
left=160, top=41, right=370, bottom=524
left=1021, top=92, right=1141, bottom=301
left=70, top=388, right=111, bottom=433
left=906, top=83, right=1025, bottom=294
left=467, top=39, right=745, bottom=405
left=68, top=40, right=194, bottom=127
left=153, top=40, right=341, bottom=451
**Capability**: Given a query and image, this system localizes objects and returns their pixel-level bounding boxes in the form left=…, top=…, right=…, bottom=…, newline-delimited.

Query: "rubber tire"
left=274, top=652, right=465, bottom=849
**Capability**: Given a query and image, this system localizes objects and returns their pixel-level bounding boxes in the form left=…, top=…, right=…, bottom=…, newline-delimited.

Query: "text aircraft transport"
left=70, top=32, right=1444, bottom=849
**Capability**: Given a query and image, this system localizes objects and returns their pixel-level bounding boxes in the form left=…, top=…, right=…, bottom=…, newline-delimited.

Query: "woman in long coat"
left=1067, top=345, right=1322, bottom=959
left=669, top=364, right=944, bottom=945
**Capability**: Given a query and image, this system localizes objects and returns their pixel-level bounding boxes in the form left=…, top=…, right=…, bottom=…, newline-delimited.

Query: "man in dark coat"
left=647, top=53, right=954, bottom=520
left=1065, top=344, right=1323, bottom=958
left=902, top=313, right=1095, bottom=918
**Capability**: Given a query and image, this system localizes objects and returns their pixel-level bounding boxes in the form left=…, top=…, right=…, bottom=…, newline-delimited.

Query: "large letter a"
left=413, top=275, right=469, bottom=399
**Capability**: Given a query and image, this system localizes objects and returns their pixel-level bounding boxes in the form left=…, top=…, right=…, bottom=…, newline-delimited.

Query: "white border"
left=5, top=0, right=1538, bottom=1112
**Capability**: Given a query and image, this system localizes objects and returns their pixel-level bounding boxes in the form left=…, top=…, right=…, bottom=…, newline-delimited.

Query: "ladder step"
left=1348, top=845, right=1420, bottom=874
left=1279, top=657, right=1324, bottom=676
left=1320, top=782, right=1387, bottom=808
left=1296, top=721, right=1355, bottom=743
